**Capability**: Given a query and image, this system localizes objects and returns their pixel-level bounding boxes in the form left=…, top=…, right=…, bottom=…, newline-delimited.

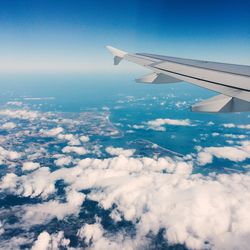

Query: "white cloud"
left=54, top=156, right=72, bottom=167
left=1, top=167, right=55, bottom=199
left=0, top=221, right=5, bottom=235
left=223, top=123, right=235, bottom=128
left=6, top=101, right=23, bottom=107
left=226, top=140, right=234, bottom=145
left=2, top=146, right=250, bottom=249
left=238, top=124, right=250, bottom=129
left=224, top=134, right=246, bottom=139
left=212, top=132, right=219, bottom=137
left=40, top=127, right=64, bottom=137
left=58, top=133, right=81, bottom=145
left=62, top=146, right=88, bottom=155
left=32, top=231, right=70, bottom=250
left=43, top=154, right=250, bottom=250
left=78, top=223, right=104, bottom=246
left=106, top=146, right=135, bottom=157
left=0, top=173, right=17, bottom=190
left=131, top=125, right=145, bottom=129
left=22, top=162, right=40, bottom=171
left=197, top=141, right=250, bottom=165
left=31, top=231, right=51, bottom=250
left=147, top=118, right=192, bottom=131
left=80, top=135, right=90, bottom=143
left=78, top=222, right=145, bottom=250
left=197, top=152, right=213, bottom=165
left=207, top=121, right=214, bottom=126
left=0, top=146, right=21, bottom=161
left=175, top=101, right=187, bottom=108
left=1, top=104, right=250, bottom=250
left=0, top=122, right=16, bottom=130
left=24, top=189, right=85, bottom=224
left=223, top=123, right=250, bottom=130
left=0, top=236, right=32, bottom=250
left=0, top=109, right=38, bottom=120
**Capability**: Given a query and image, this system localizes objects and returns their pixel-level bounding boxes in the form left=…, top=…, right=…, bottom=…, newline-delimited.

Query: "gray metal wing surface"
left=107, top=46, right=250, bottom=113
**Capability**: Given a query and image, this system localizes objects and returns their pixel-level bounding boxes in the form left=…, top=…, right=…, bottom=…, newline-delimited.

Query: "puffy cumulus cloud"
left=0, top=168, right=55, bottom=199
left=106, top=146, right=135, bottom=157
left=0, top=122, right=16, bottom=130
left=78, top=222, right=145, bottom=250
left=82, top=168, right=250, bottom=250
left=40, top=127, right=64, bottom=137
left=62, top=146, right=88, bottom=155
left=147, top=118, right=192, bottom=131
left=32, top=232, right=50, bottom=250
left=78, top=223, right=104, bottom=246
left=223, top=123, right=236, bottom=128
left=0, top=146, right=21, bottom=162
left=31, top=231, right=70, bottom=250
left=3, top=155, right=250, bottom=249
left=75, top=156, right=250, bottom=249
left=24, top=189, right=85, bottom=224
left=238, top=124, right=250, bottom=129
left=0, top=173, right=17, bottom=190
left=22, top=162, right=40, bottom=171
left=58, top=133, right=81, bottom=145
left=197, top=141, right=250, bottom=165
left=224, top=134, right=246, bottom=139
left=80, top=135, right=90, bottom=143
left=54, top=156, right=72, bottom=167
left=223, top=123, right=250, bottom=130
left=0, top=156, right=192, bottom=216
left=196, top=151, right=213, bottom=166
left=0, top=109, right=38, bottom=120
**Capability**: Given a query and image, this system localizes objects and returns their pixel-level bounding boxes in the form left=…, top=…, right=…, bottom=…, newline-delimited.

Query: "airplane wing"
left=106, top=46, right=250, bottom=113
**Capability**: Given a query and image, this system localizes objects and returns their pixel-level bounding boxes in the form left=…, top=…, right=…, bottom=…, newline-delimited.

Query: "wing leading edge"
left=106, top=45, right=250, bottom=113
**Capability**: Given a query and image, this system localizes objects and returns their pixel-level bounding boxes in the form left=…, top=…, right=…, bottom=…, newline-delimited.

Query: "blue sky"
left=0, top=0, right=249, bottom=73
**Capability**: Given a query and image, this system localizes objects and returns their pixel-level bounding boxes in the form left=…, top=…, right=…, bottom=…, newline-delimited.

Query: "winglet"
left=106, top=45, right=127, bottom=65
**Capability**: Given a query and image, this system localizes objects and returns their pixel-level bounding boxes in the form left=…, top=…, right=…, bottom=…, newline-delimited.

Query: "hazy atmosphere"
left=0, top=1, right=250, bottom=250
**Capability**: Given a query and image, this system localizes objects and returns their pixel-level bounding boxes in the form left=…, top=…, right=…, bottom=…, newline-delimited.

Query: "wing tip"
left=106, top=45, right=127, bottom=65
left=106, top=45, right=127, bottom=57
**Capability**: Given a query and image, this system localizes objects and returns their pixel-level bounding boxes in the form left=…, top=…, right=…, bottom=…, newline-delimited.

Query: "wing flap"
left=135, top=73, right=181, bottom=84
left=146, top=65, right=250, bottom=102
left=192, top=94, right=250, bottom=113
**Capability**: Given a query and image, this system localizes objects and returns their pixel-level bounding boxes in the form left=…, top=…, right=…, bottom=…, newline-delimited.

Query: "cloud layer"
left=2, top=154, right=250, bottom=250
left=0, top=106, right=250, bottom=250
left=147, top=118, right=192, bottom=131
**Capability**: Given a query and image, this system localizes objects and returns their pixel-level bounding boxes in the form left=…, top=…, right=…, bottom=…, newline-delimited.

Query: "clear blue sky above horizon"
left=0, top=0, right=250, bottom=73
